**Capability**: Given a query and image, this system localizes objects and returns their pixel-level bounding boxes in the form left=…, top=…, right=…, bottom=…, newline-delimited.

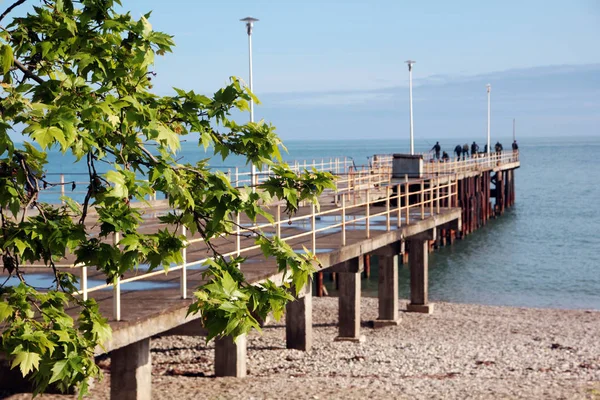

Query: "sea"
left=30, top=135, right=600, bottom=310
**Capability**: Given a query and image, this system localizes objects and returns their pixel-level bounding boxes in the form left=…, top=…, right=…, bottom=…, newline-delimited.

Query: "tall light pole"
left=241, top=16, right=259, bottom=189
left=406, top=60, right=416, bottom=155
left=486, top=83, right=491, bottom=156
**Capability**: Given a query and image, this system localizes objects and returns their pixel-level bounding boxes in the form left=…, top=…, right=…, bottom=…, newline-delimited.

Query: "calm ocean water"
left=37, top=135, right=600, bottom=310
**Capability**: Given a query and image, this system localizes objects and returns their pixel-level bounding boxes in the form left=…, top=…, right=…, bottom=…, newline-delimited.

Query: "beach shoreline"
left=4, top=297, right=600, bottom=399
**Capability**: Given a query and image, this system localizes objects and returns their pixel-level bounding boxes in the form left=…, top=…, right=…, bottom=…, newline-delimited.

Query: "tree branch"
left=0, top=0, right=26, bottom=23
left=12, top=58, right=44, bottom=84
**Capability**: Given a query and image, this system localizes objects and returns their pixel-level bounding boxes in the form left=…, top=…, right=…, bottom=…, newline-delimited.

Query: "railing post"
left=429, top=180, right=434, bottom=216
left=60, top=174, right=65, bottom=203
left=236, top=213, right=241, bottom=256
left=366, top=187, right=370, bottom=239
left=180, top=225, right=187, bottom=299
left=436, top=178, right=440, bottom=213
left=420, top=180, right=425, bottom=220
left=405, top=176, right=410, bottom=225
left=113, top=232, right=121, bottom=321
left=235, top=167, right=239, bottom=187
left=275, top=204, right=281, bottom=238
left=311, top=203, right=316, bottom=253
left=81, top=265, right=88, bottom=301
left=396, top=184, right=401, bottom=228
left=342, top=195, right=346, bottom=246
left=386, top=185, right=390, bottom=231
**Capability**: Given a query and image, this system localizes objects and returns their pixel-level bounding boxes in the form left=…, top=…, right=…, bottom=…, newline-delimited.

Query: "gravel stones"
left=4, top=298, right=600, bottom=399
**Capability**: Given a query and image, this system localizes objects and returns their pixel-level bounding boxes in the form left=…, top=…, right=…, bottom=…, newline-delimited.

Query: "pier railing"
left=38, top=157, right=357, bottom=203
left=371, top=151, right=519, bottom=176
left=19, top=171, right=457, bottom=321
left=423, top=151, right=519, bottom=175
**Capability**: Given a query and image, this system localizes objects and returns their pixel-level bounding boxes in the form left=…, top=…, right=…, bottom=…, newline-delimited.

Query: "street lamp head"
left=240, top=16, right=259, bottom=35
left=486, top=83, right=491, bottom=92
left=405, top=60, right=416, bottom=71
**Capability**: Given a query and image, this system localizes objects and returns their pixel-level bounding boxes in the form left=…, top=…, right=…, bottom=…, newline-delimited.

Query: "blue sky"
left=124, top=0, right=600, bottom=141
left=5, top=1, right=600, bottom=142
left=130, top=0, right=600, bottom=94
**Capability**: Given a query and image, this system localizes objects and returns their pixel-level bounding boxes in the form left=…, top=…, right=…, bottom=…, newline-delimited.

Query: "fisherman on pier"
left=462, top=143, right=469, bottom=158
left=431, top=141, right=441, bottom=160
left=442, top=151, right=449, bottom=162
left=495, top=141, right=503, bottom=153
left=471, top=141, right=479, bottom=157
left=512, top=140, right=519, bottom=151
left=454, top=144, right=463, bottom=161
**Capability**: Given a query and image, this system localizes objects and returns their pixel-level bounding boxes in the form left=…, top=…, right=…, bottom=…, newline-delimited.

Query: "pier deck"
left=2, top=150, right=520, bottom=399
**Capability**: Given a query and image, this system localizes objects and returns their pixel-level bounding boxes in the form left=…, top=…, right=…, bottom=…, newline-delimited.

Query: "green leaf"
left=31, top=126, right=64, bottom=150
left=11, top=351, right=41, bottom=376
left=1, top=44, right=13, bottom=74
left=0, top=302, right=14, bottom=322
left=105, top=170, right=127, bottom=198
left=48, top=360, right=69, bottom=384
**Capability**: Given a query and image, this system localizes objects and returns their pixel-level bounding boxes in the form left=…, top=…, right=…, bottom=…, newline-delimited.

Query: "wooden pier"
left=1, top=151, right=520, bottom=399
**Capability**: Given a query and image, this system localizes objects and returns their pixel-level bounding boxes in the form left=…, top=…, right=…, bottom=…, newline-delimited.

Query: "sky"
left=125, top=0, right=600, bottom=141
left=129, top=0, right=600, bottom=94
left=5, top=0, right=600, bottom=141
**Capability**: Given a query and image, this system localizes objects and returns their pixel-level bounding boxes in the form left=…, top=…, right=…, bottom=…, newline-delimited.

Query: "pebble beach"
left=4, top=297, right=600, bottom=399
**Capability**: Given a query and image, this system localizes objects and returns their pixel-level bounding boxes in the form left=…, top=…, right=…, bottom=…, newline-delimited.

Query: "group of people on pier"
left=430, top=140, right=518, bottom=162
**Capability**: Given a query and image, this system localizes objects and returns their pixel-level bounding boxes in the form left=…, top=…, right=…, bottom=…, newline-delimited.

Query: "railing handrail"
left=14, top=151, right=520, bottom=321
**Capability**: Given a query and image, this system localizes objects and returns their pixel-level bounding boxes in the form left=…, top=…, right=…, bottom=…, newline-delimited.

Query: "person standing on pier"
left=454, top=144, right=463, bottom=161
left=471, top=141, right=479, bottom=157
left=512, top=140, right=519, bottom=152
left=462, top=143, right=469, bottom=158
left=442, top=151, right=449, bottom=162
left=495, top=141, right=503, bottom=154
left=431, top=141, right=441, bottom=160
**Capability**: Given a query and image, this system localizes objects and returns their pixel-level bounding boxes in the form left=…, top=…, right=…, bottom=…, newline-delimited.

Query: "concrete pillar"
left=111, top=338, right=152, bottom=400
left=333, top=257, right=365, bottom=342
left=286, top=281, right=313, bottom=351
left=215, top=334, right=246, bottom=377
left=407, top=239, right=434, bottom=314
left=374, top=253, right=401, bottom=328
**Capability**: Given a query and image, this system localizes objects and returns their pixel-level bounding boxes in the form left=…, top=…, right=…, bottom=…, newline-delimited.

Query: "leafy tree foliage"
left=0, top=0, right=334, bottom=396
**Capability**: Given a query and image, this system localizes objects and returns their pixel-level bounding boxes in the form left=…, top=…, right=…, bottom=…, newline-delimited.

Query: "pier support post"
left=407, top=236, right=434, bottom=314
left=331, top=257, right=365, bottom=342
left=215, top=334, right=247, bottom=377
left=286, top=280, right=313, bottom=351
left=374, top=251, right=400, bottom=327
left=111, top=338, right=152, bottom=400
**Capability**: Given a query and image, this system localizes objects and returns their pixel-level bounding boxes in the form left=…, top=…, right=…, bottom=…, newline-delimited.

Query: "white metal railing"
left=423, top=150, right=519, bottom=176
left=16, top=150, right=521, bottom=321
left=18, top=170, right=457, bottom=321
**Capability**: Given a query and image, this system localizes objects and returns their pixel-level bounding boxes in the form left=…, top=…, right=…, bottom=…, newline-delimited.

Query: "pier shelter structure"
left=1, top=151, right=519, bottom=399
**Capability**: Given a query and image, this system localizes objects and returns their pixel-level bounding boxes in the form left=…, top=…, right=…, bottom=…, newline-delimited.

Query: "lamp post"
left=486, top=83, right=491, bottom=156
left=240, top=16, right=259, bottom=189
left=405, top=60, right=416, bottom=155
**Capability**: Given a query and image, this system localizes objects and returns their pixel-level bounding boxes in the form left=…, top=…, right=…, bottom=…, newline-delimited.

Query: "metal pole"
left=113, top=232, right=121, bottom=321
left=180, top=225, right=187, bottom=299
left=408, top=61, right=415, bottom=155
left=242, top=17, right=259, bottom=192
left=487, top=84, right=491, bottom=156
left=81, top=266, right=88, bottom=301
left=513, top=118, right=516, bottom=142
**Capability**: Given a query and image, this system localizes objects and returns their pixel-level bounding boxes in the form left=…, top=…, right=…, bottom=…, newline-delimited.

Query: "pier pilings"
left=285, top=281, right=313, bottom=351
left=110, top=338, right=152, bottom=400
left=332, top=257, right=366, bottom=342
